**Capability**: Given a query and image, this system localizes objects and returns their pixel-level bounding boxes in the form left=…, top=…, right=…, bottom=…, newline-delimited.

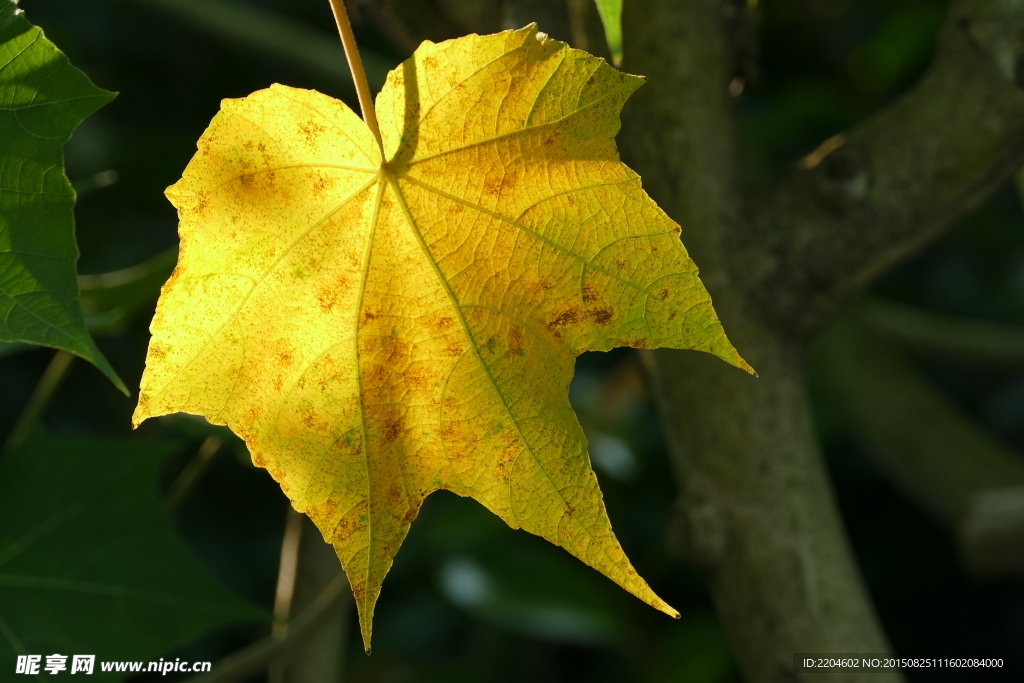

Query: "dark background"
left=3, top=0, right=1022, bottom=680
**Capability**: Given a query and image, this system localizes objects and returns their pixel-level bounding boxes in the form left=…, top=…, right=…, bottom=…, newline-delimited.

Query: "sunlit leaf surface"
left=135, top=24, right=750, bottom=649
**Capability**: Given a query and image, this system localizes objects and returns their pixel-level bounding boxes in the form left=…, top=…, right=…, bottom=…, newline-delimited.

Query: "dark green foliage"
left=0, top=1, right=123, bottom=392
left=0, top=434, right=262, bottom=679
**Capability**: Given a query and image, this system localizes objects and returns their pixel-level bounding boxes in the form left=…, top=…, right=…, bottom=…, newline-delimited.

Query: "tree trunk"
left=618, top=2, right=898, bottom=680
left=644, top=340, right=896, bottom=683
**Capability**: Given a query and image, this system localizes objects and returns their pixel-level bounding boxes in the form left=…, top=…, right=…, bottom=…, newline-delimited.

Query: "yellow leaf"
left=134, top=24, right=752, bottom=650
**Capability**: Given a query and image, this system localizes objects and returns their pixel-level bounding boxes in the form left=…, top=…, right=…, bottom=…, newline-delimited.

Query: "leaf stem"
left=268, top=506, right=305, bottom=681
left=327, top=0, right=385, bottom=157
left=164, top=436, right=222, bottom=512
left=181, top=574, right=350, bottom=683
left=272, top=508, right=305, bottom=632
left=3, top=350, right=75, bottom=453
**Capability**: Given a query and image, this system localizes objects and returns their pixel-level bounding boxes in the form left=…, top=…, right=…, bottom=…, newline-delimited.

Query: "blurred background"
left=3, top=0, right=1023, bottom=680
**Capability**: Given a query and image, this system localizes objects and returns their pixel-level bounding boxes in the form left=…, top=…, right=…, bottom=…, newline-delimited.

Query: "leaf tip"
left=654, top=600, right=681, bottom=620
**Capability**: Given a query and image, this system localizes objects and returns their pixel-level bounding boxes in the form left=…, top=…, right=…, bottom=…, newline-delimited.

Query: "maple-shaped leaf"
left=134, top=24, right=751, bottom=649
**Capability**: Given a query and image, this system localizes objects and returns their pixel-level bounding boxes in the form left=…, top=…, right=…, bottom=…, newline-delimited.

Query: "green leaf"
left=0, top=1, right=125, bottom=393
left=594, top=0, right=623, bottom=66
left=0, top=434, right=264, bottom=678
left=0, top=340, right=29, bottom=358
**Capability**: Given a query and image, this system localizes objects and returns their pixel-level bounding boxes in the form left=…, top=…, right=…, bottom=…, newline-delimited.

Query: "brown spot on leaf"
left=382, top=417, right=402, bottom=443
left=402, top=506, right=419, bottom=524
left=333, top=514, right=359, bottom=541
left=590, top=308, right=613, bottom=324
left=658, top=289, right=670, bottom=300
left=365, top=364, right=386, bottom=383
left=507, top=325, right=525, bottom=357
left=529, top=278, right=554, bottom=296
left=299, top=120, right=327, bottom=144
left=194, top=194, right=211, bottom=218
left=244, top=406, right=263, bottom=426
left=483, top=175, right=502, bottom=195
left=316, top=274, right=348, bottom=312
left=548, top=307, right=584, bottom=331
left=582, top=283, right=600, bottom=303
left=432, top=316, right=456, bottom=332
left=317, top=291, right=336, bottom=312
left=405, top=369, right=429, bottom=391
left=440, top=422, right=457, bottom=441
left=313, top=174, right=335, bottom=195
left=502, top=429, right=521, bottom=459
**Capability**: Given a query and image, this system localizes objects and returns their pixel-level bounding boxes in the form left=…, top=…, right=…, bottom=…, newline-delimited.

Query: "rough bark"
left=743, top=0, right=1024, bottom=338
left=612, top=2, right=893, bottom=680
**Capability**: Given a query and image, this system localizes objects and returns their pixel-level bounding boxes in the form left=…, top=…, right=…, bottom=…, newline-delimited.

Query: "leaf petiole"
left=326, top=0, right=385, bottom=157
left=3, top=350, right=75, bottom=453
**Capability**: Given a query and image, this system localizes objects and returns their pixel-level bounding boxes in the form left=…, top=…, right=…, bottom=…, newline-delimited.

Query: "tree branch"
left=812, top=319, right=1024, bottom=577
left=742, top=0, right=1024, bottom=338
left=813, top=319, right=1024, bottom=524
left=856, top=298, right=1024, bottom=365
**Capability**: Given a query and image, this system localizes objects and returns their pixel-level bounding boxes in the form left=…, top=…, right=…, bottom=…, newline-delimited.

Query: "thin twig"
left=273, top=508, right=306, bottom=634
left=3, top=350, right=75, bottom=453
left=181, top=574, right=350, bottom=683
left=164, top=436, right=222, bottom=512
left=268, top=507, right=305, bottom=682
left=327, top=0, right=385, bottom=155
